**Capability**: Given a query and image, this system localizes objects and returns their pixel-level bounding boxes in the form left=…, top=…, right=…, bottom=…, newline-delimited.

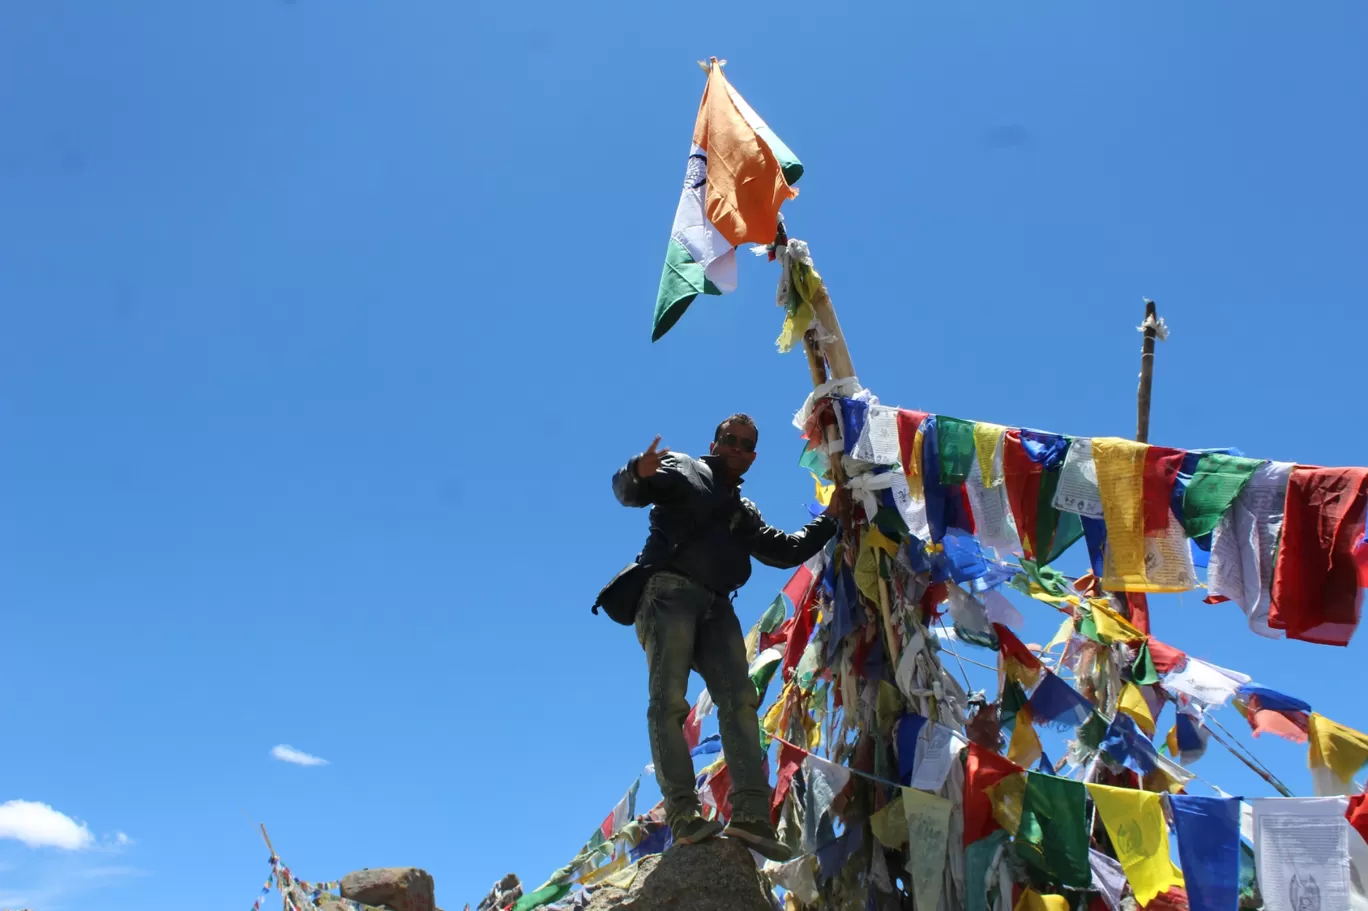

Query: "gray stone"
left=583, top=838, right=771, bottom=911
left=340, top=868, right=436, bottom=911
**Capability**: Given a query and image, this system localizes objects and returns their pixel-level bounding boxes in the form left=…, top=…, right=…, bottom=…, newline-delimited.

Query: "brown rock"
left=340, top=868, right=436, bottom=911
left=584, top=838, right=771, bottom=911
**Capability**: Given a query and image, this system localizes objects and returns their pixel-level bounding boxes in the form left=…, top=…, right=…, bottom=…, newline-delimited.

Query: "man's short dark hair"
left=715, top=413, right=758, bottom=442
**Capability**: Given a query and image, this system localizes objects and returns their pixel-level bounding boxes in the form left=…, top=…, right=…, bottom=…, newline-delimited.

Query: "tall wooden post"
left=1136, top=298, right=1159, bottom=443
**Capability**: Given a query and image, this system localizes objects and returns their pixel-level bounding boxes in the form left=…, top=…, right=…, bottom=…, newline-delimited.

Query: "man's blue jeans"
left=635, top=571, right=770, bottom=824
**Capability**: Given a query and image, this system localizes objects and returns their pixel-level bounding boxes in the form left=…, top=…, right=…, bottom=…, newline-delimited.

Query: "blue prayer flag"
left=1170, top=794, right=1241, bottom=911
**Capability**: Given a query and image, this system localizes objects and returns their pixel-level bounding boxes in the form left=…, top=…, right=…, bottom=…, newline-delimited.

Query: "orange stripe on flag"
left=693, top=66, right=796, bottom=247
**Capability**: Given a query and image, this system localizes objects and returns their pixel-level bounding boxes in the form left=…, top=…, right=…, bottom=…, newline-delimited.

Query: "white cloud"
left=0, top=800, right=94, bottom=850
left=271, top=744, right=328, bottom=767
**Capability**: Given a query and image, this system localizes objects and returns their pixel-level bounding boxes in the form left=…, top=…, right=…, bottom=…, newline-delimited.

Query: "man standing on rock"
left=612, top=414, right=841, bottom=861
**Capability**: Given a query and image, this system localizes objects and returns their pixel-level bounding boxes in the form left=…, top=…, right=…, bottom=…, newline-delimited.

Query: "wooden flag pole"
left=1136, top=298, right=1160, bottom=444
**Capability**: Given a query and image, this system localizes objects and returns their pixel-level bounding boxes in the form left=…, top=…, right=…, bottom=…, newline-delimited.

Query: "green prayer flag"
left=1000, top=680, right=1030, bottom=724
left=512, top=883, right=571, bottom=911
left=1077, top=610, right=1101, bottom=644
left=1035, top=462, right=1084, bottom=566
left=750, top=649, right=783, bottom=699
left=872, top=504, right=910, bottom=540
left=759, top=594, right=787, bottom=633
left=1132, top=642, right=1160, bottom=686
left=1014, top=772, right=1092, bottom=888
left=966, top=831, right=1011, bottom=911
left=1077, top=711, right=1110, bottom=751
left=938, top=416, right=978, bottom=485
left=798, top=441, right=827, bottom=473
left=1018, top=560, right=1073, bottom=599
left=1181, top=453, right=1263, bottom=538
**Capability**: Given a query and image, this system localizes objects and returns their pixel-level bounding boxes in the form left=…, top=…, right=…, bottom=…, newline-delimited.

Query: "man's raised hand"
left=635, top=435, right=671, bottom=478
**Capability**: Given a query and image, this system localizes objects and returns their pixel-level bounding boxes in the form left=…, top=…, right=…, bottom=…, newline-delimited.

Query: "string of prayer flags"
left=1308, top=713, right=1368, bottom=796
left=1269, top=466, right=1368, bottom=646
left=1002, top=430, right=1083, bottom=565
left=1169, top=794, right=1241, bottom=911
left=1014, top=772, right=1091, bottom=888
left=1251, top=797, right=1354, bottom=911
left=902, top=787, right=954, bottom=911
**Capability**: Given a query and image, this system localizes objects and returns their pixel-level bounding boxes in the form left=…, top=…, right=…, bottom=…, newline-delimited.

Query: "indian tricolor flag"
left=652, top=59, right=804, bottom=341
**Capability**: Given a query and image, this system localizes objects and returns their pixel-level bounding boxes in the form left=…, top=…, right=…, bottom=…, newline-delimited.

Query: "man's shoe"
left=670, top=814, right=724, bottom=846
left=723, top=816, right=793, bottom=862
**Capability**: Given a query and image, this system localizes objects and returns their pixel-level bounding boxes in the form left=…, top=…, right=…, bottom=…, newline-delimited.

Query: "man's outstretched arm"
left=745, top=498, right=841, bottom=568
left=612, top=435, right=675, bottom=507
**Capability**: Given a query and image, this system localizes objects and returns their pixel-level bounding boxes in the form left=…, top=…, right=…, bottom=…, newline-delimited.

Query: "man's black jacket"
left=612, top=451, right=837, bottom=595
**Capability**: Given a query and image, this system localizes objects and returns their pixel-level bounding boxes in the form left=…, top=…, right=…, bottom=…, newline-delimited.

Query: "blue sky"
left=1, top=2, right=1365, bottom=909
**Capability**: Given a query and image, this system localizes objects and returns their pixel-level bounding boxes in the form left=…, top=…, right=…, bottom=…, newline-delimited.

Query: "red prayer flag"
left=1125, top=592, right=1151, bottom=636
left=1147, top=638, right=1188, bottom=675
left=782, top=565, right=814, bottom=610
left=896, top=409, right=928, bottom=475
left=994, top=623, right=1043, bottom=674
left=1348, top=790, right=1368, bottom=846
left=683, top=703, right=702, bottom=752
left=1142, top=447, right=1185, bottom=534
left=780, top=600, right=816, bottom=683
left=770, top=740, right=806, bottom=825
left=708, top=763, right=733, bottom=821
left=1244, top=695, right=1309, bottom=743
left=964, top=743, right=1023, bottom=845
left=1269, top=467, right=1368, bottom=647
left=1002, top=430, right=1042, bottom=560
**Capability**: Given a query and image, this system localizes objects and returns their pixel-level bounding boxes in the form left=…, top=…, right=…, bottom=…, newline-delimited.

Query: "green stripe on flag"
left=756, top=124, right=803, bottom=186
left=652, top=238, right=721, bottom=341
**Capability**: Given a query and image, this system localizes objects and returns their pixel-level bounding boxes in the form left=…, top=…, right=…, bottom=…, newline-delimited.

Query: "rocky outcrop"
left=583, top=839, right=771, bottom=911
left=340, top=868, right=436, bottom=911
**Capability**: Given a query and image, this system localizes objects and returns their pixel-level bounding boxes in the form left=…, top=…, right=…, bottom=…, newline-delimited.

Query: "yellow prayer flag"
left=910, top=426, right=925, bottom=479
left=1043, top=616, right=1075, bottom=654
left=1090, top=601, right=1147, bottom=643
left=870, top=792, right=908, bottom=848
left=1007, top=709, right=1043, bottom=767
left=1014, top=889, right=1070, bottom=911
left=985, top=770, right=1028, bottom=835
left=1086, top=784, right=1185, bottom=906
left=578, top=854, right=627, bottom=885
left=854, top=540, right=881, bottom=603
left=1308, top=713, right=1368, bottom=787
left=1118, top=683, right=1157, bottom=738
left=866, top=525, right=899, bottom=556
left=972, top=422, right=1007, bottom=486
left=811, top=471, right=834, bottom=507
left=1092, top=437, right=1148, bottom=586
left=744, top=621, right=762, bottom=664
left=762, top=683, right=792, bottom=736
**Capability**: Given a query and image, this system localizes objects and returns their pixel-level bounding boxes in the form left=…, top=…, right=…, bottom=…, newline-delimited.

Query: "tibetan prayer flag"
left=690, top=733, right=721, bottom=757
left=1165, top=711, right=1210, bottom=765
left=870, top=791, right=907, bottom=848
left=1014, top=890, right=1069, bottom=911
left=1239, top=695, right=1309, bottom=743
left=1169, top=794, right=1240, bottom=911
left=1179, top=453, right=1263, bottom=538
left=758, top=593, right=787, bottom=634
left=1008, top=708, right=1043, bottom=767
left=1132, top=641, right=1160, bottom=686
left=897, top=409, right=928, bottom=476
left=996, top=622, right=1044, bottom=688
left=1239, top=685, right=1311, bottom=715
left=1094, top=436, right=1149, bottom=583
left=782, top=566, right=814, bottom=611
left=652, top=62, right=801, bottom=341
left=902, top=787, right=954, bottom=911
left=770, top=740, right=805, bottom=825
left=1207, top=461, right=1293, bottom=638
left=896, top=712, right=928, bottom=786
left=1087, top=784, right=1185, bottom=906
left=1028, top=671, right=1095, bottom=729
left=1101, top=711, right=1162, bottom=775
left=966, top=830, right=1009, bottom=911
left=1142, top=446, right=1185, bottom=533
left=1349, top=790, right=1368, bottom=845
left=938, top=416, right=977, bottom=485
left=1252, top=796, right=1353, bottom=911
left=985, top=766, right=1028, bottom=834
left=1119, top=682, right=1157, bottom=738
left=1269, top=466, right=1368, bottom=646
left=1015, top=772, right=1091, bottom=888
left=511, top=883, right=571, bottom=911
left=1090, top=848, right=1128, bottom=911
left=1147, top=638, right=1187, bottom=675
left=964, top=743, right=1024, bottom=845
left=1308, top=713, right=1368, bottom=795
left=683, top=703, right=703, bottom=752
left=973, top=422, right=1007, bottom=485
left=1089, top=601, right=1147, bottom=644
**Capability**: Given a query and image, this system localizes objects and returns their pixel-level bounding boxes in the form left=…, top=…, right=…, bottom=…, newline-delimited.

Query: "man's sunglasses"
left=717, top=432, right=756, bottom=453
